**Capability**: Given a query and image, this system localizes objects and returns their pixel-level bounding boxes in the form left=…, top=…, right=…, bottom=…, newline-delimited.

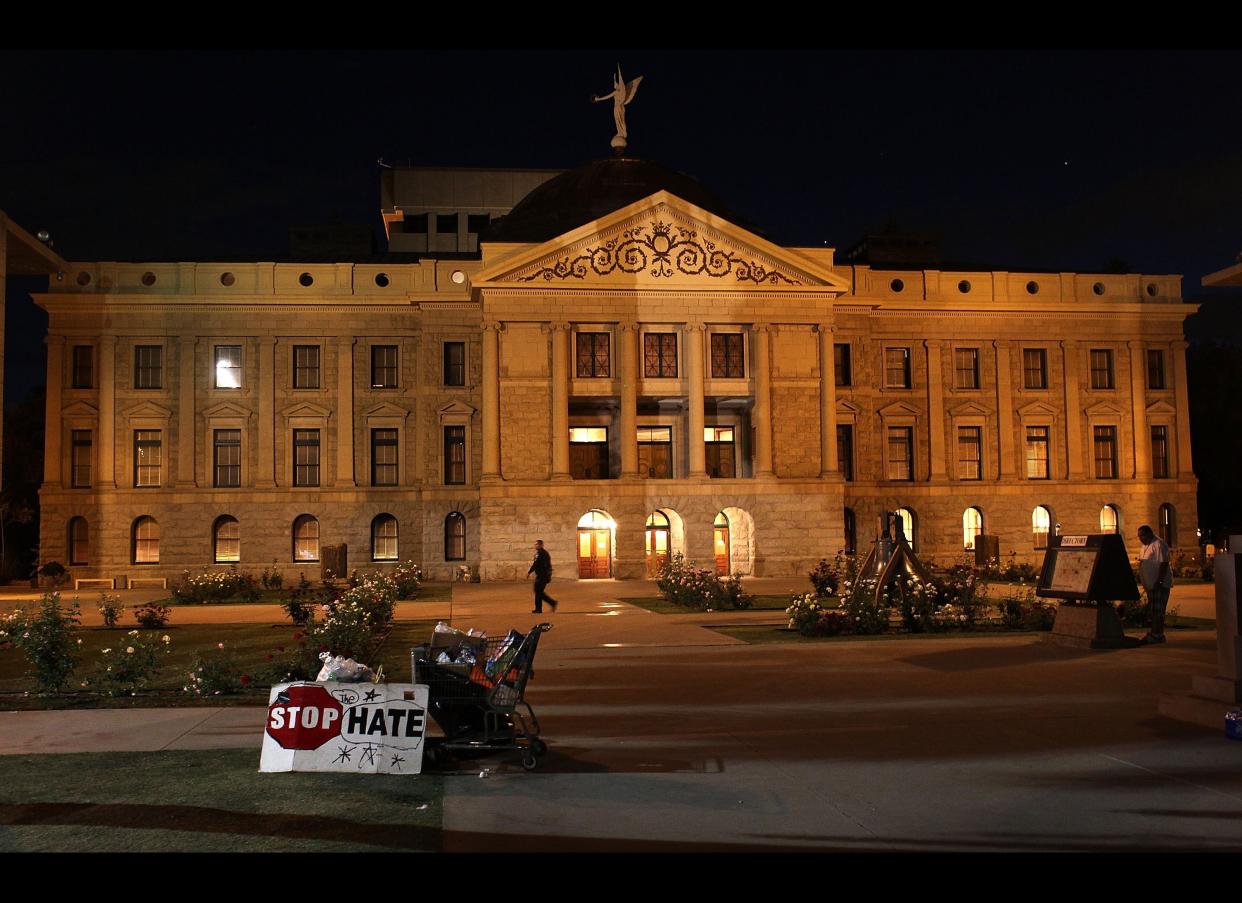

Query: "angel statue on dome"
left=593, top=65, right=643, bottom=152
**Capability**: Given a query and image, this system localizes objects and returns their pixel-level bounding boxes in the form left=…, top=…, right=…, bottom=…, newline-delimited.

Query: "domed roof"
left=482, top=156, right=764, bottom=243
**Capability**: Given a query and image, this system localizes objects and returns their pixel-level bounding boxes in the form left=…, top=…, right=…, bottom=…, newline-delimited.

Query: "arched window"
left=963, top=507, right=983, bottom=550
left=1100, top=504, right=1120, bottom=535
left=293, top=514, right=320, bottom=562
left=133, top=516, right=160, bottom=564
left=1159, top=504, right=1176, bottom=547
left=371, top=514, right=398, bottom=561
left=445, top=512, right=466, bottom=561
left=68, top=517, right=89, bottom=566
left=894, top=507, right=916, bottom=550
left=213, top=516, right=240, bottom=563
left=843, top=507, right=856, bottom=555
left=1032, top=506, right=1051, bottom=550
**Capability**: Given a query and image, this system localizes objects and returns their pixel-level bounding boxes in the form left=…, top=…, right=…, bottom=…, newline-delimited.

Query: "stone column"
left=335, top=337, right=356, bottom=487
left=1173, top=340, right=1194, bottom=477
left=752, top=325, right=774, bottom=477
left=97, top=336, right=116, bottom=489
left=550, top=323, right=570, bottom=480
left=176, top=337, right=197, bottom=487
left=482, top=323, right=502, bottom=479
left=687, top=324, right=706, bottom=477
left=43, top=336, right=64, bottom=488
left=619, top=322, right=639, bottom=478
left=1128, top=340, right=1150, bottom=479
left=1062, top=341, right=1085, bottom=479
left=256, top=337, right=276, bottom=488
left=994, top=340, right=1015, bottom=479
left=925, top=340, right=946, bottom=480
left=818, top=325, right=838, bottom=476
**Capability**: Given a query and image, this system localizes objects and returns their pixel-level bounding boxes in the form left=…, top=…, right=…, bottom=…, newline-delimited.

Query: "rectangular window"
left=372, top=345, right=398, bottom=388
left=885, top=348, right=911, bottom=388
left=1090, top=349, right=1114, bottom=389
left=837, top=424, right=854, bottom=481
left=643, top=333, right=678, bottom=378
left=134, top=346, right=162, bottom=389
left=834, top=343, right=852, bottom=387
left=1025, top=426, right=1050, bottom=479
left=1022, top=348, right=1047, bottom=390
left=1147, top=349, right=1167, bottom=390
left=576, top=332, right=611, bottom=378
left=293, top=429, right=320, bottom=486
left=293, top=345, right=320, bottom=389
left=954, top=348, right=980, bottom=389
left=442, top=342, right=465, bottom=386
left=1093, top=426, right=1118, bottom=479
left=372, top=429, right=399, bottom=486
left=704, top=426, right=736, bottom=478
left=958, top=426, right=982, bottom=480
left=214, top=345, right=242, bottom=389
left=213, top=429, right=241, bottom=488
left=134, top=430, right=161, bottom=487
left=71, top=430, right=92, bottom=488
left=887, top=427, right=913, bottom=481
left=1151, top=425, right=1170, bottom=479
left=637, top=426, right=672, bottom=478
left=569, top=426, right=609, bottom=479
left=436, top=213, right=458, bottom=235
left=444, top=426, right=466, bottom=485
left=710, top=334, right=745, bottom=379
left=72, top=345, right=93, bottom=389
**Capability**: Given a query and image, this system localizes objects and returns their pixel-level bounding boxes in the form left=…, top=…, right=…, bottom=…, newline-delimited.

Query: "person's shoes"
left=548, top=600, right=558, bottom=612
left=531, top=609, right=541, bottom=614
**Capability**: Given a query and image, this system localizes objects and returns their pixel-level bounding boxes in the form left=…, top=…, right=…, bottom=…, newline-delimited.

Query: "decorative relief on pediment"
left=517, top=218, right=803, bottom=286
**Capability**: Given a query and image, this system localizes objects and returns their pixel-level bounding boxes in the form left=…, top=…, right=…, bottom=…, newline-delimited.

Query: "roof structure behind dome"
left=481, top=156, right=764, bottom=243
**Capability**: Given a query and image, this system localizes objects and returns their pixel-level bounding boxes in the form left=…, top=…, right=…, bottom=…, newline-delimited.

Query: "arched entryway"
left=713, top=512, right=731, bottom=574
left=646, top=511, right=671, bottom=577
left=577, top=509, right=616, bottom=578
left=715, top=507, right=756, bottom=576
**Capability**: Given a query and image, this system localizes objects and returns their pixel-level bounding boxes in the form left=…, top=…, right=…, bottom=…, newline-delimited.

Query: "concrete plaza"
left=0, top=578, right=1238, bottom=851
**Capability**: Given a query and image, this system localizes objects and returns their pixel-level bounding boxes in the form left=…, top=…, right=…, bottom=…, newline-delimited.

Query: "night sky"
left=3, top=49, right=1242, bottom=403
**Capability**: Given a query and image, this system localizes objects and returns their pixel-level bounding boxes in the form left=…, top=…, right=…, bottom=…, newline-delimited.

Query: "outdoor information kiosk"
left=1036, top=534, right=1141, bottom=648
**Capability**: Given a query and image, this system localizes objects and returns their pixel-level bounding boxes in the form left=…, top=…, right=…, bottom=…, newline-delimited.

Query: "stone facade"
left=35, top=187, right=1199, bottom=586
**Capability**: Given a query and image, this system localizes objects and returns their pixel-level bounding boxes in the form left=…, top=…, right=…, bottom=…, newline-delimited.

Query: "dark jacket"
left=528, top=548, right=553, bottom=581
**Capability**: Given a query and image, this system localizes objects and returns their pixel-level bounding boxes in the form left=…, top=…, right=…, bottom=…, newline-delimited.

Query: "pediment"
left=363, top=401, right=411, bottom=420
left=836, top=399, right=861, bottom=417
left=877, top=400, right=922, bottom=418
left=438, top=401, right=477, bottom=421
left=474, top=191, right=850, bottom=292
left=1017, top=400, right=1058, bottom=419
left=61, top=400, right=98, bottom=418
left=948, top=400, right=991, bottom=418
left=280, top=401, right=332, bottom=420
left=120, top=400, right=173, bottom=420
left=1146, top=400, right=1177, bottom=416
left=1083, top=400, right=1125, bottom=417
left=201, top=401, right=254, bottom=420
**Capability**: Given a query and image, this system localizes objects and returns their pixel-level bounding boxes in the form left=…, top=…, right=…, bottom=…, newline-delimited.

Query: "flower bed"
left=655, top=554, right=754, bottom=610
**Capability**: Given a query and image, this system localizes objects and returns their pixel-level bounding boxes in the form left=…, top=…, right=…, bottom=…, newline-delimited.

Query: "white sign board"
left=259, top=681, right=429, bottom=775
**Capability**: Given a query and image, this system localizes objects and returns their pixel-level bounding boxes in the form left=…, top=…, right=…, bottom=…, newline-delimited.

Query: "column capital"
left=1060, top=339, right=1079, bottom=350
left=337, top=335, right=357, bottom=347
left=483, top=321, right=506, bottom=334
left=178, top=335, right=198, bottom=348
left=1174, top=340, right=1190, bottom=353
left=542, top=320, right=571, bottom=334
left=618, top=321, right=639, bottom=333
left=992, top=339, right=1014, bottom=350
left=814, top=323, right=836, bottom=335
left=922, top=338, right=943, bottom=351
left=260, top=336, right=278, bottom=349
left=99, top=334, right=118, bottom=348
left=1126, top=339, right=1146, bottom=351
left=754, top=323, right=773, bottom=334
left=685, top=322, right=707, bottom=333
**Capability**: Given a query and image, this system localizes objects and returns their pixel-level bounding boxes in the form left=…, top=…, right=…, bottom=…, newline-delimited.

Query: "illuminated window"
left=214, top=345, right=242, bottom=389
left=894, top=508, right=916, bottom=549
left=1100, top=504, right=1120, bottom=535
left=1093, top=426, right=1117, bottom=479
left=963, top=507, right=983, bottom=550
left=133, top=516, right=160, bottom=564
left=637, top=426, right=672, bottom=478
left=704, top=427, right=735, bottom=479
left=213, top=516, right=240, bottom=563
left=1025, top=426, right=1050, bottom=479
left=293, top=514, right=319, bottom=561
left=958, top=427, right=982, bottom=480
left=134, top=430, right=161, bottom=487
left=1032, top=506, right=1051, bottom=549
left=372, top=514, right=398, bottom=561
left=570, top=427, right=609, bottom=480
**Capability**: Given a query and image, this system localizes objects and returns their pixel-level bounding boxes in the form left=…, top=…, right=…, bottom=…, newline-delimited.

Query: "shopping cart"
left=412, top=623, right=552, bottom=771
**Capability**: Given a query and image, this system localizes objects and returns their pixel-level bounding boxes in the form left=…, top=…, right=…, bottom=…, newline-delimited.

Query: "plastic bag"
left=315, top=652, right=375, bottom=683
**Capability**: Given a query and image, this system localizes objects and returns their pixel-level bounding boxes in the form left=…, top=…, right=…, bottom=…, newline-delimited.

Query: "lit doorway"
left=714, top=512, right=731, bottom=575
left=577, top=509, right=615, bottom=578
left=646, top=511, right=670, bottom=577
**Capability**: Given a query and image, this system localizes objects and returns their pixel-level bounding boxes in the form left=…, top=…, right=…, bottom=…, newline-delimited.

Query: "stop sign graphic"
left=266, top=684, right=344, bottom=750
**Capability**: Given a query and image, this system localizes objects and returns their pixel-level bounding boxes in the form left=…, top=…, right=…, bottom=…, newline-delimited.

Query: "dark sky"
left=3, top=49, right=1242, bottom=400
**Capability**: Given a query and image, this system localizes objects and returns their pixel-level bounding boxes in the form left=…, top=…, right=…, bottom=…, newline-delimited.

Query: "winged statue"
left=593, top=65, right=644, bottom=151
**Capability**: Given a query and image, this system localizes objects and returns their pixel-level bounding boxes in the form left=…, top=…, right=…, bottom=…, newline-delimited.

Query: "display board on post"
left=1036, top=534, right=1141, bottom=648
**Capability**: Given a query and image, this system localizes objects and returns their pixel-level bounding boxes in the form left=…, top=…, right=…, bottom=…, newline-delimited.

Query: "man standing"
left=1137, top=524, right=1173, bottom=644
left=527, top=539, right=559, bottom=614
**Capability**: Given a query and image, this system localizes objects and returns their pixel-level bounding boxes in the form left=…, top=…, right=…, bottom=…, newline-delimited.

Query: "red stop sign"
left=266, top=684, right=344, bottom=750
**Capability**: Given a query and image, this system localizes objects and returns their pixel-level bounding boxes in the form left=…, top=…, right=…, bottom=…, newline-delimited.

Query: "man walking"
left=527, top=539, right=559, bottom=614
left=1137, top=524, right=1173, bottom=644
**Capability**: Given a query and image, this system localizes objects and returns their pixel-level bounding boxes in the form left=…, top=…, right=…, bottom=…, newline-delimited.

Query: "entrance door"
left=646, top=525, right=669, bottom=577
left=578, top=529, right=612, bottom=578
left=713, top=524, right=731, bottom=575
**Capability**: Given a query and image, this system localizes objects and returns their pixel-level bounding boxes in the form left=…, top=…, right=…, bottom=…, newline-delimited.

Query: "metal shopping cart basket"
left=412, top=623, right=551, bottom=771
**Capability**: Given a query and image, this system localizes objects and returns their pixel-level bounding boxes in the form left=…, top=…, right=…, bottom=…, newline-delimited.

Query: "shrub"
left=258, top=632, right=321, bottom=684
left=339, top=574, right=399, bottom=629
left=886, top=575, right=941, bottom=633
left=656, top=554, right=754, bottom=610
left=786, top=593, right=847, bottom=636
left=0, top=592, right=82, bottom=692
left=809, top=555, right=843, bottom=598
left=391, top=561, right=423, bottom=599
left=998, top=587, right=1057, bottom=631
left=87, top=630, right=171, bottom=696
left=307, top=600, right=375, bottom=662
left=260, top=563, right=283, bottom=591
left=838, top=576, right=891, bottom=635
left=185, top=644, right=245, bottom=696
left=281, top=596, right=315, bottom=627
left=171, top=566, right=260, bottom=604
left=133, top=601, right=171, bottom=629
left=37, top=561, right=69, bottom=588
left=97, top=593, right=125, bottom=628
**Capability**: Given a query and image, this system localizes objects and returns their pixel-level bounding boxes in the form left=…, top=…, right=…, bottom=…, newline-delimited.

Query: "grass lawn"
left=0, top=748, right=443, bottom=852
left=151, top=582, right=454, bottom=607
left=0, top=619, right=441, bottom=710
left=619, top=594, right=820, bottom=615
